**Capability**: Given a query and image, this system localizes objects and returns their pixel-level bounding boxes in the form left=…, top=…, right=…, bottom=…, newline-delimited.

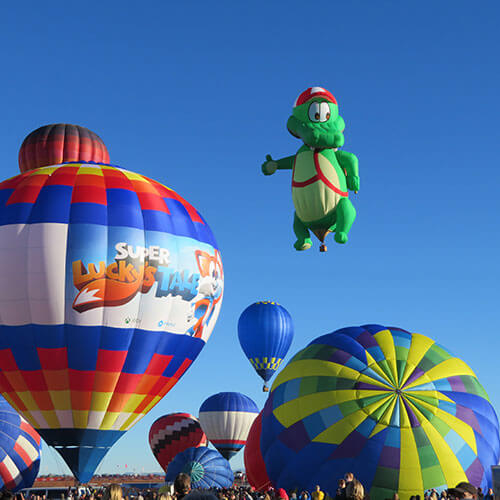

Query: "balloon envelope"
left=238, top=302, right=293, bottom=385
left=199, top=392, right=258, bottom=459
left=260, top=324, right=500, bottom=499
left=0, top=396, right=41, bottom=492
left=149, top=413, right=207, bottom=472
left=19, top=124, right=110, bottom=173
left=165, top=447, right=233, bottom=489
left=0, top=162, right=223, bottom=482
left=244, top=411, right=271, bottom=491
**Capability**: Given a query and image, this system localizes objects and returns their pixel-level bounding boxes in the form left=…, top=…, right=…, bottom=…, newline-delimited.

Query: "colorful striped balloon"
left=260, top=325, right=500, bottom=500
left=199, top=392, right=259, bottom=459
left=18, top=124, right=110, bottom=173
left=0, top=162, right=223, bottom=483
left=149, top=413, right=207, bottom=472
left=0, top=396, right=41, bottom=492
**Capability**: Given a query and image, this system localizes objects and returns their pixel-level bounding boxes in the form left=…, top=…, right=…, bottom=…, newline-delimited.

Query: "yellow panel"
left=121, top=170, right=146, bottom=181
left=272, top=359, right=391, bottom=392
left=121, top=394, right=146, bottom=413
left=49, top=390, right=72, bottom=410
left=313, top=396, right=391, bottom=444
left=406, top=399, right=468, bottom=487
left=120, top=412, right=143, bottom=431
left=99, top=412, right=121, bottom=430
left=89, top=392, right=114, bottom=412
left=30, top=166, right=59, bottom=175
left=72, top=410, right=89, bottom=428
left=365, top=351, right=394, bottom=386
left=406, top=395, right=477, bottom=454
left=16, top=391, right=38, bottom=410
left=373, top=329, right=398, bottom=384
left=407, top=390, right=454, bottom=404
left=398, top=426, right=423, bottom=495
left=406, top=358, right=476, bottom=388
left=370, top=395, right=398, bottom=437
left=141, top=395, right=161, bottom=415
left=77, top=166, right=104, bottom=176
left=41, top=410, right=60, bottom=428
left=400, top=333, right=435, bottom=387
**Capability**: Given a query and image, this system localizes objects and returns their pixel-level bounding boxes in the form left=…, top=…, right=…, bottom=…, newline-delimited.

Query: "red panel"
left=144, top=354, right=173, bottom=376
left=68, top=369, right=95, bottom=391
left=112, top=372, right=142, bottom=395
left=70, top=390, right=92, bottom=411
left=0, top=173, right=31, bottom=190
left=6, top=184, right=43, bottom=205
left=134, top=394, right=155, bottom=413
left=14, top=440, right=32, bottom=466
left=42, top=370, right=69, bottom=391
left=20, top=371, right=48, bottom=391
left=71, top=185, right=107, bottom=204
left=20, top=420, right=41, bottom=446
left=92, top=371, right=121, bottom=393
left=170, top=192, right=203, bottom=223
left=73, top=173, right=106, bottom=187
left=45, top=166, right=79, bottom=186
left=136, top=192, right=169, bottom=212
left=95, top=350, right=128, bottom=373
left=0, top=461, right=15, bottom=489
left=31, top=390, right=55, bottom=411
left=0, top=350, right=19, bottom=371
left=102, top=169, right=133, bottom=190
left=38, top=347, right=68, bottom=370
left=172, top=358, right=193, bottom=379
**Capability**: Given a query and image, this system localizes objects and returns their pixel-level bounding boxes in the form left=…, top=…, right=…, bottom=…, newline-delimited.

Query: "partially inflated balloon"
left=0, top=396, right=41, bottom=492
left=149, top=413, right=207, bottom=472
left=165, top=447, right=233, bottom=489
left=19, top=124, right=110, bottom=173
left=0, top=162, right=223, bottom=482
left=199, top=392, right=259, bottom=459
left=244, top=411, right=271, bottom=491
left=260, top=325, right=500, bottom=499
left=238, top=301, right=294, bottom=391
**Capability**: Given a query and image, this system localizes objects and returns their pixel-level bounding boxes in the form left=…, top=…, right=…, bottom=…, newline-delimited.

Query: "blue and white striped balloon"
left=199, top=392, right=259, bottom=459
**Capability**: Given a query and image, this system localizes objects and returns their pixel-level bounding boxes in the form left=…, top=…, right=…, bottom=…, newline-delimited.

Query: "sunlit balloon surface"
left=0, top=162, right=223, bottom=482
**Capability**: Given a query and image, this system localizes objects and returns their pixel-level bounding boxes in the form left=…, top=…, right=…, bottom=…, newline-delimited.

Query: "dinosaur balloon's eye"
left=319, top=102, right=331, bottom=122
left=308, top=102, right=321, bottom=122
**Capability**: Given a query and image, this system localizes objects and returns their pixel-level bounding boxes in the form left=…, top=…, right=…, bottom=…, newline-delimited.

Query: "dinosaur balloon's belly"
left=291, top=150, right=347, bottom=223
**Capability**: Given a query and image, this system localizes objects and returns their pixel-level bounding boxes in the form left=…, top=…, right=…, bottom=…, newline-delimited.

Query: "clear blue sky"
left=0, top=0, right=499, bottom=475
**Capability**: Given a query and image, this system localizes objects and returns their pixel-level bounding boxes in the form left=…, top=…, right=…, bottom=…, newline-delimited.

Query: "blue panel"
left=141, top=210, right=174, bottom=233
left=69, top=203, right=108, bottom=225
left=0, top=203, right=35, bottom=225
left=106, top=189, right=143, bottom=228
left=29, top=186, right=73, bottom=223
left=199, top=392, right=259, bottom=413
left=67, top=325, right=101, bottom=370
left=164, top=199, right=196, bottom=239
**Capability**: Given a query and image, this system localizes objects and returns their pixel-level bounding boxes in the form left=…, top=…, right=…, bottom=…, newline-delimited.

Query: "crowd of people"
left=0, top=472, right=494, bottom=500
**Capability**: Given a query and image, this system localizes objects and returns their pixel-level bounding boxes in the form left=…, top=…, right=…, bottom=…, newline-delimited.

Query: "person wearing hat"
left=448, top=483, right=478, bottom=499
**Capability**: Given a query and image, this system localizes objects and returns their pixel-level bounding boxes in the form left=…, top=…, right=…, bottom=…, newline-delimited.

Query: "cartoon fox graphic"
left=187, top=250, right=223, bottom=340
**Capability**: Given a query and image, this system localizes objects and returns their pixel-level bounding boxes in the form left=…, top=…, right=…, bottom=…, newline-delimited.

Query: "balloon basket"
left=319, top=244, right=327, bottom=252
left=263, top=385, right=269, bottom=392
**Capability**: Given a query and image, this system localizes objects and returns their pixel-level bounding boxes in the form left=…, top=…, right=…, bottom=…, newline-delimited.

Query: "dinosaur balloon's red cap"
left=293, top=87, right=337, bottom=107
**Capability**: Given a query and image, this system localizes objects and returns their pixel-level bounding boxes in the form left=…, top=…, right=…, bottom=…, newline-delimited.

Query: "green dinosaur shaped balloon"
left=262, top=86, right=359, bottom=252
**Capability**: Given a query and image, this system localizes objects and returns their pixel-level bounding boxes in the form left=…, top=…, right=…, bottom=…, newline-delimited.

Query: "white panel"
left=87, top=411, right=106, bottom=429
left=27, top=223, right=68, bottom=324
left=199, top=410, right=257, bottom=443
left=55, top=410, right=74, bottom=427
left=28, top=410, right=48, bottom=428
left=16, top=435, right=39, bottom=461
left=1, top=455, right=20, bottom=485
left=111, top=412, right=132, bottom=430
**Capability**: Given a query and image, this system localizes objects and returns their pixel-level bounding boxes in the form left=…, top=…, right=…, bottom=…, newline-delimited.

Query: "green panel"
left=418, top=445, right=440, bottom=468
left=431, top=415, right=451, bottom=437
left=371, top=466, right=399, bottom=489
left=422, top=465, right=446, bottom=489
left=412, top=426, right=430, bottom=447
left=369, top=396, right=395, bottom=420
left=370, top=486, right=396, bottom=500
left=377, top=359, right=397, bottom=385
left=395, top=346, right=409, bottom=361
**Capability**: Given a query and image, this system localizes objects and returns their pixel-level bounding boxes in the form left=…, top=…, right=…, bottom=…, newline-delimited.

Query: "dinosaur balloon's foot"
left=294, top=238, right=312, bottom=251
left=334, top=231, right=348, bottom=244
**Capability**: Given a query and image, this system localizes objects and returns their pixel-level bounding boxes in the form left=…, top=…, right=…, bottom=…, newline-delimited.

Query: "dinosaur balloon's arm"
left=262, top=155, right=294, bottom=175
left=335, top=150, right=360, bottom=192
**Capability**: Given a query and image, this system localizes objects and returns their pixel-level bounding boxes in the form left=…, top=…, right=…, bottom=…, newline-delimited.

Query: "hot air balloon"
left=0, top=396, right=41, bottom=492
left=149, top=413, right=208, bottom=472
left=244, top=411, right=271, bottom=491
left=238, top=302, right=294, bottom=391
left=261, top=87, right=359, bottom=252
left=165, top=447, right=233, bottom=489
left=199, top=392, right=258, bottom=459
left=19, top=124, right=110, bottom=173
left=0, top=156, right=224, bottom=482
left=260, top=325, right=500, bottom=499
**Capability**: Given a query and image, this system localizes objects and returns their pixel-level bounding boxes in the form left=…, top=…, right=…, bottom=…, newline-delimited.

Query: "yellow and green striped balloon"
left=260, top=325, right=500, bottom=500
